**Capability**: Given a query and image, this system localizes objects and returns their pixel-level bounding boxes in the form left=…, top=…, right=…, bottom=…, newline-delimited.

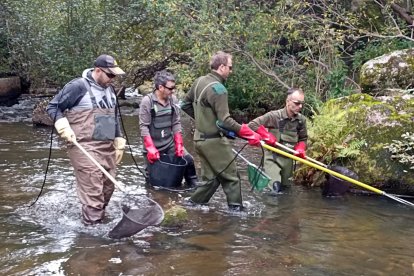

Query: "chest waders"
left=189, top=77, right=243, bottom=207
left=66, top=79, right=118, bottom=224
left=146, top=95, right=198, bottom=189
left=265, top=111, right=303, bottom=190
left=148, top=95, right=175, bottom=152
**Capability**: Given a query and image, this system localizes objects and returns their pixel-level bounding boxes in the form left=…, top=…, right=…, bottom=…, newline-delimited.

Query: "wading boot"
left=267, top=181, right=282, bottom=196
left=185, top=176, right=198, bottom=188
left=228, top=204, right=246, bottom=212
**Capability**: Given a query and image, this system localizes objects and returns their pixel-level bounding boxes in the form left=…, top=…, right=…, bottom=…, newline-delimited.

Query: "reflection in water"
left=1, top=113, right=414, bottom=275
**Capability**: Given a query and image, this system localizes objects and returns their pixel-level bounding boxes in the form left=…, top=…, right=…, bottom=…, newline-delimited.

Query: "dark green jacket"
left=181, top=71, right=241, bottom=140
left=249, top=107, right=307, bottom=146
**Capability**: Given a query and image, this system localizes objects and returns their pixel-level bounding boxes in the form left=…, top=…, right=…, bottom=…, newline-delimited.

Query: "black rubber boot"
left=273, top=181, right=282, bottom=193
left=183, top=154, right=198, bottom=188
left=228, top=204, right=246, bottom=212
left=267, top=181, right=282, bottom=196
left=185, top=176, right=198, bottom=188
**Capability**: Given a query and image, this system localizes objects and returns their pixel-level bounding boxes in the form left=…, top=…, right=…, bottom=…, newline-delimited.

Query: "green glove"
left=114, top=137, right=126, bottom=164
left=54, top=117, right=76, bottom=143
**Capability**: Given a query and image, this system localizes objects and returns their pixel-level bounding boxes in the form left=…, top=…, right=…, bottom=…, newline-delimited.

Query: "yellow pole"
left=261, top=143, right=384, bottom=195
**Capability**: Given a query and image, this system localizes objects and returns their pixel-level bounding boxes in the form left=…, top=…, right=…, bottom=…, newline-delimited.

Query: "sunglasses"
left=164, top=85, right=176, bottom=91
left=100, top=68, right=116, bottom=79
left=291, top=100, right=305, bottom=105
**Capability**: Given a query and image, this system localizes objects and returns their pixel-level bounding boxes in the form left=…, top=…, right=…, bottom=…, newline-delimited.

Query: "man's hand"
left=114, top=137, right=126, bottom=165
left=143, top=136, right=160, bottom=163
left=255, top=125, right=277, bottom=146
left=238, top=124, right=262, bottom=146
left=54, top=117, right=76, bottom=143
left=294, top=141, right=307, bottom=159
left=174, top=132, right=184, bottom=157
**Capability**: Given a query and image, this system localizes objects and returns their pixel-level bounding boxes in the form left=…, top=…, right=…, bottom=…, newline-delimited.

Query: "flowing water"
left=1, top=100, right=414, bottom=275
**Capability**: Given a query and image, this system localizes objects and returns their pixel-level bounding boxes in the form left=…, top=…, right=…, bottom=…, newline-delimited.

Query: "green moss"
left=303, top=93, right=414, bottom=188
left=161, top=205, right=188, bottom=227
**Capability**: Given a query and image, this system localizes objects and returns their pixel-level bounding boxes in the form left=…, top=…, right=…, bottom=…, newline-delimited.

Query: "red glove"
left=294, top=141, right=306, bottom=159
left=256, top=125, right=277, bottom=146
left=143, top=136, right=160, bottom=163
left=174, top=132, right=184, bottom=157
left=238, top=124, right=262, bottom=146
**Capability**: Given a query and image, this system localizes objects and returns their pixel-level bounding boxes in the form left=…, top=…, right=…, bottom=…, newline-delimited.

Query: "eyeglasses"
left=221, top=64, right=232, bottom=70
left=164, top=85, right=176, bottom=91
left=291, top=100, right=305, bottom=105
left=100, top=68, right=116, bottom=79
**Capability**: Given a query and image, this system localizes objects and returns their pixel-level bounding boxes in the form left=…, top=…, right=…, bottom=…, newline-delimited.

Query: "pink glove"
left=174, top=132, right=184, bottom=157
left=238, top=124, right=261, bottom=146
left=294, top=141, right=306, bottom=159
left=143, top=136, right=160, bottom=163
left=255, top=125, right=277, bottom=146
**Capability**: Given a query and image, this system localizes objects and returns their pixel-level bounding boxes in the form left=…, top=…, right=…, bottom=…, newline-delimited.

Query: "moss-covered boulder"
left=360, top=48, right=414, bottom=94
left=304, top=93, right=414, bottom=194
left=138, top=81, right=153, bottom=96
left=161, top=205, right=188, bottom=228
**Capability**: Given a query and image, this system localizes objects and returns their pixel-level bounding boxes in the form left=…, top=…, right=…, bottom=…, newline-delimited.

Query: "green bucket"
left=247, top=164, right=271, bottom=191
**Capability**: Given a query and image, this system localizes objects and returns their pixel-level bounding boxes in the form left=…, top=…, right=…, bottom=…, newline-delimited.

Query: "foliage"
left=352, top=38, right=414, bottom=71
left=384, top=132, right=414, bottom=170
left=307, top=102, right=365, bottom=165
left=2, top=0, right=414, bottom=116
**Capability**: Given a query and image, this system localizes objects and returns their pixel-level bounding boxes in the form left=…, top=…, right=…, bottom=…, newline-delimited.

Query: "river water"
left=1, top=100, right=414, bottom=275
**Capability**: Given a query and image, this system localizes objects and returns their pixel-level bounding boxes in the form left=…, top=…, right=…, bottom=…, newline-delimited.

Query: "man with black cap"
left=47, top=54, right=126, bottom=225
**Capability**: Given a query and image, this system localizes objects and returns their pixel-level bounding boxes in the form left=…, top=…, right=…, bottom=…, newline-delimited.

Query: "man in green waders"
left=248, top=87, right=308, bottom=194
left=180, top=51, right=262, bottom=211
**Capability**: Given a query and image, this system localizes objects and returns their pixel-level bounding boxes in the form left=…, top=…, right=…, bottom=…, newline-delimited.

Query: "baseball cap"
left=94, top=54, right=125, bottom=75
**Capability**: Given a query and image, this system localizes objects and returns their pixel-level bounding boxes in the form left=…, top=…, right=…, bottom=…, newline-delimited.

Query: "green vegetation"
left=2, top=0, right=414, bottom=115
left=1, top=0, right=413, bottom=187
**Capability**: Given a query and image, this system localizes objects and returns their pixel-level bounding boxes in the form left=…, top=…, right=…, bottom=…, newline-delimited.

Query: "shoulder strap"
left=193, top=77, right=220, bottom=105
left=147, top=94, right=155, bottom=118
left=81, top=78, right=97, bottom=107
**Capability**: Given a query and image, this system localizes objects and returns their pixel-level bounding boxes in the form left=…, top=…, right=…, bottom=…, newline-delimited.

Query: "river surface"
left=0, top=101, right=414, bottom=275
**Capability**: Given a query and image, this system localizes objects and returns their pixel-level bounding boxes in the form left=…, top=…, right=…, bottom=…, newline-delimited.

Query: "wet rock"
left=161, top=205, right=188, bottom=228
left=0, top=76, right=22, bottom=106
left=32, top=98, right=53, bottom=126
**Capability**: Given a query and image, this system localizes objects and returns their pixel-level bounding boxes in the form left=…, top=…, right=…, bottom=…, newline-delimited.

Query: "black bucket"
left=148, top=154, right=187, bottom=188
left=322, top=165, right=359, bottom=197
left=108, top=198, right=164, bottom=239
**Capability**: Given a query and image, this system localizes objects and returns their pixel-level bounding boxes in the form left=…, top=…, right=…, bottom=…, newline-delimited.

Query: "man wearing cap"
left=47, top=54, right=126, bottom=225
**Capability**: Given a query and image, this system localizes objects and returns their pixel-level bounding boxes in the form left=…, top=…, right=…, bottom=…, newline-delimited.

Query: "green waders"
left=264, top=149, right=294, bottom=187
left=190, top=137, right=242, bottom=206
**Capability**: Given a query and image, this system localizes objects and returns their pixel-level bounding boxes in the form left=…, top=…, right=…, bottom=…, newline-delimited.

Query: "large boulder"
left=303, top=93, right=414, bottom=194
left=360, top=48, right=414, bottom=94
left=0, top=76, right=22, bottom=106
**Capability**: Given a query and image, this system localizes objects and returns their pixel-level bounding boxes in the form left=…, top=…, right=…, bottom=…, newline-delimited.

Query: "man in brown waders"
left=47, top=54, right=126, bottom=225
left=139, top=70, right=198, bottom=188
left=180, top=51, right=262, bottom=211
left=248, top=87, right=308, bottom=194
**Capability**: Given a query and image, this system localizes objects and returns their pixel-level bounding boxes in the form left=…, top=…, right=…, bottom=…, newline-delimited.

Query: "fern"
left=308, top=103, right=362, bottom=164
left=336, top=139, right=366, bottom=158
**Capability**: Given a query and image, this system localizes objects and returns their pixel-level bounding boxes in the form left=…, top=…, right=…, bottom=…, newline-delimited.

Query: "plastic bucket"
left=322, top=165, right=358, bottom=197
left=108, top=198, right=164, bottom=239
left=148, top=154, right=187, bottom=187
